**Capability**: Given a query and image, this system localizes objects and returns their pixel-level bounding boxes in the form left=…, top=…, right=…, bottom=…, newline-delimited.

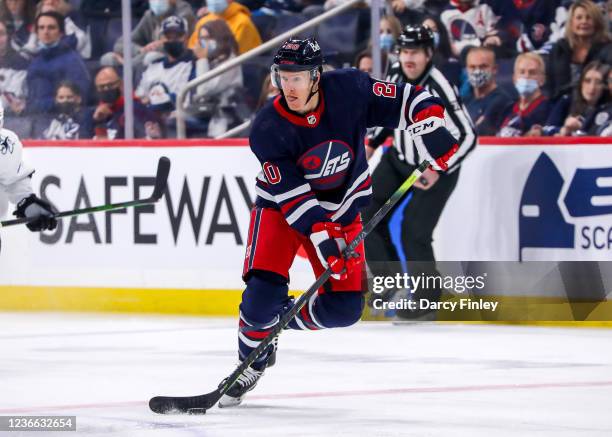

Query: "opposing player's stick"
left=0, top=157, right=171, bottom=229
left=149, top=159, right=430, bottom=415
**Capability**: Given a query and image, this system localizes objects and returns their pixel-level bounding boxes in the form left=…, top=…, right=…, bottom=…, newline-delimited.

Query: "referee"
left=364, top=25, right=477, bottom=319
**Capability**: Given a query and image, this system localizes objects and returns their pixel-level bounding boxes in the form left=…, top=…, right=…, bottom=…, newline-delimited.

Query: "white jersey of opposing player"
left=0, top=127, right=34, bottom=212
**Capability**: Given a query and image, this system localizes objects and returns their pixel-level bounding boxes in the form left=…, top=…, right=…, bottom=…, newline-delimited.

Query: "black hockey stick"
left=149, top=159, right=430, bottom=415
left=0, top=156, right=171, bottom=229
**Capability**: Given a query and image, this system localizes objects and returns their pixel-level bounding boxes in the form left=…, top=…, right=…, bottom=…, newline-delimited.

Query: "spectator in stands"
left=191, top=19, right=246, bottom=137
left=464, top=46, right=511, bottom=136
left=187, top=0, right=261, bottom=55
left=353, top=50, right=388, bottom=78
left=0, top=20, right=28, bottom=118
left=363, top=15, right=400, bottom=75
left=21, top=0, right=92, bottom=59
left=102, top=0, right=195, bottom=68
left=354, top=50, right=373, bottom=74
left=380, top=14, right=402, bottom=55
left=543, top=61, right=609, bottom=136
left=389, top=0, right=425, bottom=15
left=581, top=66, right=612, bottom=135
left=255, top=74, right=278, bottom=110
left=136, top=16, right=203, bottom=117
left=488, top=0, right=561, bottom=57
left=33, top=80, right=92, bottom=139
left=440, top=0, right=501, bottom=59
left=388, top=0, right=427, bottom=26
left=91, top=66, right=162, bottom=139
left=547, top=0, right=611, bottom=101
left=422, top=14, right=460, bottom=85
left=26, top=11, right=90, bottom=115
left=498, top=52, right=551, bottom=137
left=0, top=0, right=36, bottom=58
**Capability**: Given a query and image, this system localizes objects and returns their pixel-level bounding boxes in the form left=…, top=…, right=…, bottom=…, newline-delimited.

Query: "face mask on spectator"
left=164, top=41, right=185, bottom=58
left=514, top=77, right=539, bottom=97
left=380, top=33, right=394, bottom=52
left=207, top=0, right=228, bottom=14
left=199, top=38, right=218, bottom=53
left=468, top=69, right=492, bottom=88
left=56, top=101, right=77, bottom=115
left=98, top=87, right=121, bottom=104
left=37, top=40, right=60, bottom=50
left=149, top=0, right=170, bottom=16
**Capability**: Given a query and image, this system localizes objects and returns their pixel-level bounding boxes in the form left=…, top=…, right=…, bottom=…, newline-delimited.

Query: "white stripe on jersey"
left=238, top=331, right=261, bottom=348
left=319, top=168, right=370, bottom=211
left=275, top=183, right=311, bottom=203
left=255, top=185, right=275, bottom=201
left=294, top=316, right=309, bottom=330
left=286, top=198, right=319, bottom=225
left=256, top=171, right=267, bottom=183
left=256, top=181, right=312, bottom=204
left=331, top=187, right=373, bottom=221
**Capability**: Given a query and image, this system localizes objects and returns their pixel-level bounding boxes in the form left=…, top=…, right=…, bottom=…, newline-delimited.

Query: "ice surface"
left=1, top=313, right=611, bottom=436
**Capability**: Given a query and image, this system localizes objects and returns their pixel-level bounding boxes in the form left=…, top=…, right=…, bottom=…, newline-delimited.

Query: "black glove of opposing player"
left=13, top=194, right=57, bottom=232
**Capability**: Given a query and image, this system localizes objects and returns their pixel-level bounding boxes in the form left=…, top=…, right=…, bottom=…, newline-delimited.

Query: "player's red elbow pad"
left=413, top=105, right=445, bottom=123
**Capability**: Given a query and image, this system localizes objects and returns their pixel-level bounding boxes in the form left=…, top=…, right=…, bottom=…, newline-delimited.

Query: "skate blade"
left=218, top=395, right=244, bottom=408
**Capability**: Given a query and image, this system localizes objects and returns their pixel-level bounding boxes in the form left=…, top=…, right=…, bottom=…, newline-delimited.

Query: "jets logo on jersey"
left=450, top=19, right=478, bottom=42
left=298, top=140, right=353, bottom=190
left=0, top=135, right=14, bottom=155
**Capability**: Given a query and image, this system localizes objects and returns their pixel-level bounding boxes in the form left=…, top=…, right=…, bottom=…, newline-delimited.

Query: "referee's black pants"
left=363, top=148, right=459, bottom=302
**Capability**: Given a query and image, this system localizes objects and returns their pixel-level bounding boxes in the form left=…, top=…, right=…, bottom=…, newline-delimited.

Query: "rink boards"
left=0, top=138, right=610, bottom=318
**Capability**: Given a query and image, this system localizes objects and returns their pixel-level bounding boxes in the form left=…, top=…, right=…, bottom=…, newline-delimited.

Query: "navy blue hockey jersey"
left=249, top=68, right=445, bottom=236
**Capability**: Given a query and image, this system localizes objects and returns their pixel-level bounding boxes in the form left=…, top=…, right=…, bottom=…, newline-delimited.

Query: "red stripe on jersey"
left=413, top=104, right=445, bottom=122
left=280, top=192, right=315, bottom=214
left=353, top=176, right=372, bottom=194
left=300, top=305, right=318, bottom=329
left=244, top=329, right=272, bottom=339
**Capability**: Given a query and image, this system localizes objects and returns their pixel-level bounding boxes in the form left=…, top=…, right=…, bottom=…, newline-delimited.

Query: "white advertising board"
left=0, top=144, right=316, bottom=289
left=434, top=141, right=612, bottom=261
left=2, top=139, right=611, bottom=291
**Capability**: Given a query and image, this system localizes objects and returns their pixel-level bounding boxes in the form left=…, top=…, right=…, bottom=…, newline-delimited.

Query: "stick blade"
left=151, top=156, right=171, bottom=201
left=149, top=389, right=221, bottom=414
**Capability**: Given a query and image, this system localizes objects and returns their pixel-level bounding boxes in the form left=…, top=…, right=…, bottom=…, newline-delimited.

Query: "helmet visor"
left=271, top=65, right=314, bottom=91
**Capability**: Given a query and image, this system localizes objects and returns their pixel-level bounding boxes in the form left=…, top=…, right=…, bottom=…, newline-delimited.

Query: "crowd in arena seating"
left=0, top=0, right=611, bottom=139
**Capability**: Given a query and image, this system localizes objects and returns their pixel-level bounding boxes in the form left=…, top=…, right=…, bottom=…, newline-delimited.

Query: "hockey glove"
left=309, top=222, right=361, bottom=280
left=14, top=194, right=57, bottom=232
left=410, top=106, right=459, bottom=171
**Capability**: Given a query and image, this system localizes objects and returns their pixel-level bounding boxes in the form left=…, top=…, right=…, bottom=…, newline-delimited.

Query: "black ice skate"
left=218, top=365, right=265, bottom=408
left=219, top=336, right=278, bottom=408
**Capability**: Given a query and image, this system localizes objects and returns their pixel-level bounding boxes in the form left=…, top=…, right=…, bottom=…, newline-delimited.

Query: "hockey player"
left=0, top=101, right=57, bottom=251
left=221, top=37, right=459, bottom=407
left=366, top=26, right=476, bottom=319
